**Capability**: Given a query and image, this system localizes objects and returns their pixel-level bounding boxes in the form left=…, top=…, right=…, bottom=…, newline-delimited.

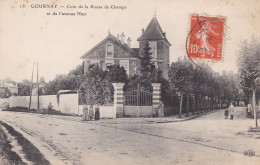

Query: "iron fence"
left=124, top=90, right=153, bottom=106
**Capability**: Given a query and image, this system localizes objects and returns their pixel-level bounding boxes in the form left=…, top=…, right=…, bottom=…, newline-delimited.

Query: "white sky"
left=0, top=0, right=260, bottom=82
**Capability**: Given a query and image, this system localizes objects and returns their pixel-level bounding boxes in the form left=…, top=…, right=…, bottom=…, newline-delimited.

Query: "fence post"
left=152, top=83, right=161, bottom=116
left=112, top=83, right=125, bottom=118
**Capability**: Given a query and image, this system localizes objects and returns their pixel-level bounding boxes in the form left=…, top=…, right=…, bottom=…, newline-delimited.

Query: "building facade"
left=0, top=83, right=18, bottom=95
left=81, top=16, right=171, bottom=79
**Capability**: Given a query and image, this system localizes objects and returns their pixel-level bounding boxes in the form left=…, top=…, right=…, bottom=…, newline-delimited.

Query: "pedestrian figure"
left=95, top=105, right=100, bottom=120
left=83, top=104, right=89, bottom=121
left=247, top=103, right=251, bottom=116
left=47, top=102, right=53, bottom=115
left=158, top=101, right=164, bottom=117
left=228, top=103, right=235, bottom=120
left=89, top=104, right=94, bottom=120
left=42, top=108, right=46, bottom=115
left=224, top=109, right=229, bottom=119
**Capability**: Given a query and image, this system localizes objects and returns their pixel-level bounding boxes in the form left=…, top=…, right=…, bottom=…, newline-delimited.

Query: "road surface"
left=0, top=107, right=259, bottom=165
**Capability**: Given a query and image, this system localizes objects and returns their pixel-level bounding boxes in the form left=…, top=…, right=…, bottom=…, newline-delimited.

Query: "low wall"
left=0, top=98, right=9, bottom=105
left=124, top=106, right=153, bottom=117
left=9, top=95, right=59, bottom=110
left=59, top=94, right=79, bottom=115
left=79, top=105, right=116, bottom=119
left=9, top=94, right=79, bottom=115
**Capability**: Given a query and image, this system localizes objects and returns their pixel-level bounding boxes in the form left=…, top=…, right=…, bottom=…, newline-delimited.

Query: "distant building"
left=81, top=16, right=171, bottom=79
left=31, top=83, right=47, bottom=96
left=0, top=83, right=18, bottom=95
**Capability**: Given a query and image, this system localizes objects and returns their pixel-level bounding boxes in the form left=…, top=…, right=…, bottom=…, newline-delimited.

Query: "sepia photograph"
left=0, top=0, right=260, bottom=164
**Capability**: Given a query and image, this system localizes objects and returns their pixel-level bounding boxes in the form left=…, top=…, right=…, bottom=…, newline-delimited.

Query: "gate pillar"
left=151, top=83, right=161, bottom=115
left=112, top=83, right=125, bottom=118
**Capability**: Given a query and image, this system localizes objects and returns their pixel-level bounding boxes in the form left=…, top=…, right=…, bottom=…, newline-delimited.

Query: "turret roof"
left=137, top=17, right=171, bottom=46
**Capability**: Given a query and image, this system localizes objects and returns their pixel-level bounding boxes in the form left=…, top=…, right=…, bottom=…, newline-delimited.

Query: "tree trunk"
left=196, top=96, right=199, bottom=114
left=179, top=93, right=183, bottom=118
left=252, top=90, right=258, bottom=128
left=201, top=97, right=203, bottom=114
left=210, top=97, right=212, bottom=111
left=186, top=94, right=189, bottom=117
left=192, top=95, right=195, bottom=115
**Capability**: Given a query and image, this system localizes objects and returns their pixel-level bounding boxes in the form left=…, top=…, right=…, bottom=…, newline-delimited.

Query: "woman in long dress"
left=89, top=104, right=94, bottom=120
left=158, top=101, right=164, bottom=117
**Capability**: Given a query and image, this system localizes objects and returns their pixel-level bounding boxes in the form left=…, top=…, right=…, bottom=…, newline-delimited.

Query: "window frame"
left=106, top=44, right=114, bottom=57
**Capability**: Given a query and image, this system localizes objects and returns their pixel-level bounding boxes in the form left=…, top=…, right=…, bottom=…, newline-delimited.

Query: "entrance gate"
left=123, top=90, right=153, bottom=117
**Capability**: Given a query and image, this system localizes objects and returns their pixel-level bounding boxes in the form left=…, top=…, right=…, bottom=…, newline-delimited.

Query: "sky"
left=0, top=0, right=260, bottom=82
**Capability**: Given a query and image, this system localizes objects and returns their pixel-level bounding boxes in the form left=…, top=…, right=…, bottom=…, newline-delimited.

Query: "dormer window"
left=106, top=44, right=114, bottom=57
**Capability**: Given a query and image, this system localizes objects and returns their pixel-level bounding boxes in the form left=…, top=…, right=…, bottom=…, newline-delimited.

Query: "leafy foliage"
left=45, top=64, right=84, bottom=95
left=0, top=87, right=11, bottom=98
left=17, top=80, right=31, bottom=96
left=138, top=42, right=155, bottom=72
left=169, top=57, right=241, bottom=109
left=169, top=57, right=193, bottom=94
left=237, top=36, right=260, bottom=99
left=106, top=65, right=128, bottom=83
left=79, top=64, right=128, bottom=105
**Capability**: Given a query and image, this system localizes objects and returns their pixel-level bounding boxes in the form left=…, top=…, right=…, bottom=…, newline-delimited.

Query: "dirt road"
left=0, top=107, right=259, bottom=165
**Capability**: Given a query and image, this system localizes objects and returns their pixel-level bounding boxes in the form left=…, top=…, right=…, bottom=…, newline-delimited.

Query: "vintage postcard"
left=0, top=0, right=260, bottom=164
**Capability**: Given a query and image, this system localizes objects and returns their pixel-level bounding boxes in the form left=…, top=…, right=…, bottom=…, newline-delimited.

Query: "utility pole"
left=28, top=63, right=34, bottom=112
left=252, top=90, right=258, bottom=128
left=37, top=63, right=40, bottom=111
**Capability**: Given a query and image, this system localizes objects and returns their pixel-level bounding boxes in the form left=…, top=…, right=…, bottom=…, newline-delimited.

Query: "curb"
left=155, top=109, right=222, bottom=123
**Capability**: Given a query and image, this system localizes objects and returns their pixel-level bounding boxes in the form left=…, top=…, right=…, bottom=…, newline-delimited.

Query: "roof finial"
left=154, top=8, right=156, bottom=18
left=108, top=29, right=110, bottom=35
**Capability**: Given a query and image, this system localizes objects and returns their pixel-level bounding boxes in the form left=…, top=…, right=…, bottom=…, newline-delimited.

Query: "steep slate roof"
left=131, top=48, right=139, bottom=55
left=137, top=17, right=171, bottom=46
left=81, top=34, right=138, bottom=59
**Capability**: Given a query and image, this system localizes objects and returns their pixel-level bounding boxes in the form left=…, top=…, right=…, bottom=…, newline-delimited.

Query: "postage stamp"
left=187, top=15, right=225, bottom=61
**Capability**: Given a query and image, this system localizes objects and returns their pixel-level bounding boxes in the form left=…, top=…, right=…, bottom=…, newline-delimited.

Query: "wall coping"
left=112, top=83, right=125, bottom=88
left=151, top=83, right=161, bottom=87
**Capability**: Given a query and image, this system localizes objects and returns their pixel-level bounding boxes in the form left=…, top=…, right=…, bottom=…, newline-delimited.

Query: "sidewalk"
left=35, top=109, right=223, bottom=125
left=1, top=107, right=224, bottom=125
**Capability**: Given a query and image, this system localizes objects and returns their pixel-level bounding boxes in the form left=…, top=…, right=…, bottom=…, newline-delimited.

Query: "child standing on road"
left=228, top=103, right=235, bottom=120
left=47, top=102, right=53, bottom=115
left=224, top=109, right=229, bottom=119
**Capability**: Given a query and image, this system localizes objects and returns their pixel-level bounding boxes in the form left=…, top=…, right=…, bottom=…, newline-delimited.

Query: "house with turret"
left=81, top=16, right=171, bottom=79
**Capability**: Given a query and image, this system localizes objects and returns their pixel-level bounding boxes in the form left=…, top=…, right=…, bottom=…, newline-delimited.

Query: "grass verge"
left=0, top=125, right=26, bottom=165
left=0, top=121, right=50, bottom=165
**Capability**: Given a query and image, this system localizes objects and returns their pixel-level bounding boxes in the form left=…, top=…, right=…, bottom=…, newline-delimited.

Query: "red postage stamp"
left=188, top=15, right=225, bottom=61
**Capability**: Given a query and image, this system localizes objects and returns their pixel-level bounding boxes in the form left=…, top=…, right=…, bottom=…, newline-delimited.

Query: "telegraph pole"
left=28, top=63, right=34, bottom=112
left=37, top=63, right=40, bottom=111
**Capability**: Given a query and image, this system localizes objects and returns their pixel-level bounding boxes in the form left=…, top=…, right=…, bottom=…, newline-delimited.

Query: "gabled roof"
left=131, top=48, right=139, bottom=55
left=0, top=83, right=17, bottom=88
left=137, top=17, right=171, bottom=46
left=81, top=34, right=138, bottom=59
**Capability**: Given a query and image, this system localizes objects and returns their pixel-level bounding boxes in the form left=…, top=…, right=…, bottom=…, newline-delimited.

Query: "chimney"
left=142, top=28, right=144, bottom=34
left=120, top=32, right=125, bottom=44
left=127, top=37, right=131, bottom=48
left=163, top=32, right=166, bottom=37
left=117, top=34, right=120, bottom=41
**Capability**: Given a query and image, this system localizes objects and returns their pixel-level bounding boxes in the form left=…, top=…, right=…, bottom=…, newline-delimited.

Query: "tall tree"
left=169, top=57, right=194, bottom=117
left=138, top=42, right=155, bottom=72
left=79, top=64, right=128, bottom=105
left=238, top=36, right=260, bottom=127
